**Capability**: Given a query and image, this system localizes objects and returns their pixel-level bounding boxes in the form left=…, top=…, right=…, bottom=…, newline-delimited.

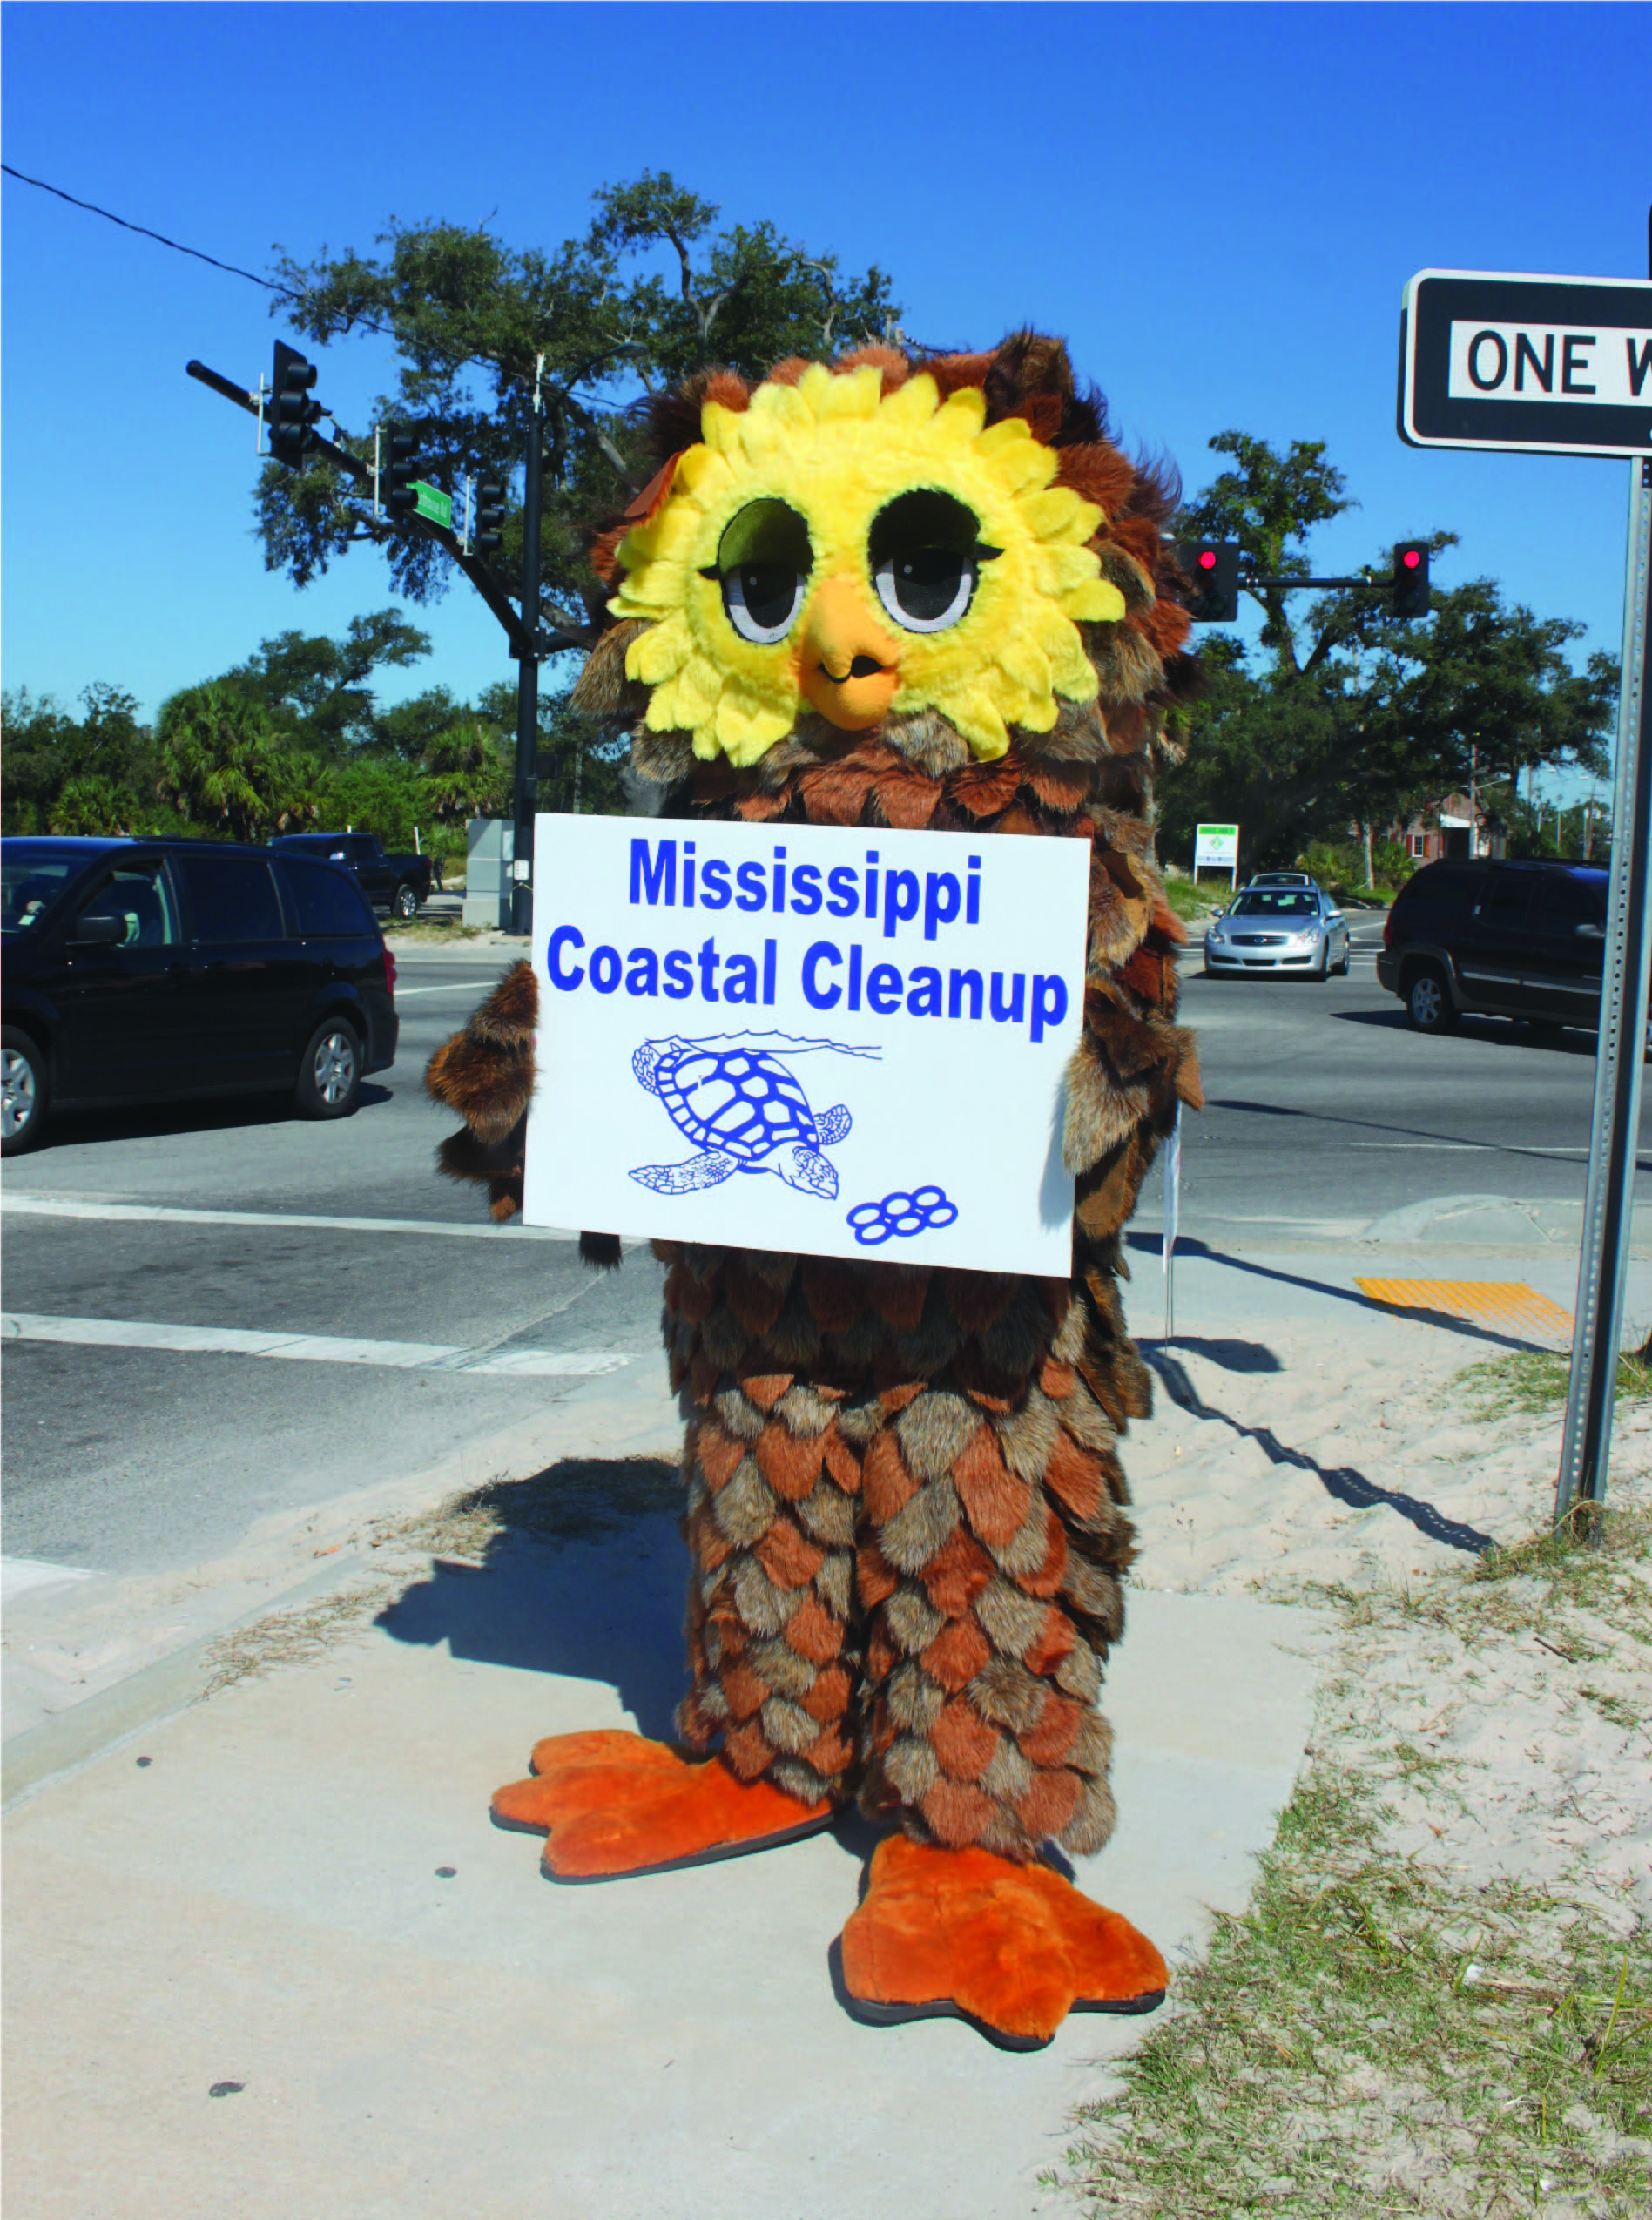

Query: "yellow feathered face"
left=610, top=362, right=1125, bottom=766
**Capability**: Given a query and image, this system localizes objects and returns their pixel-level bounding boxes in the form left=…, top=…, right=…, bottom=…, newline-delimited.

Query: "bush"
left=1300, top=840, right=1365, bottom=892
left=1372, top=839, right=1417, bottom=890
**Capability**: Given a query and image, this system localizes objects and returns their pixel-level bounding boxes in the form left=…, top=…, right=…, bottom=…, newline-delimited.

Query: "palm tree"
left=51, top=774, right=137, bottom=836
left=420, top=722, right=509, bottom=820
left=155, top=685, right=305, bottom=841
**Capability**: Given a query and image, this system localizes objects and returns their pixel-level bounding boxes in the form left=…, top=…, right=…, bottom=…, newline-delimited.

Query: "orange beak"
left=796, top=575, right=900, bottom=731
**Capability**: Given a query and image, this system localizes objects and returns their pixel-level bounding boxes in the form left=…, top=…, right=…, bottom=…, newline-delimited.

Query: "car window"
left=1232, top=890, right=1318, bottom=916
left=76, top=864, right=180, bottom=948
left=1530, top=875, right=1603, bottom=931
left=1, top=854, right=77, bottom=935
left=346, top=836, right=378, bottom=863
left=174, top=851, right=285, bottom=942
left=279, top=857, right=374, bottom=938
left=1479, top=871, right=1535, bottom=925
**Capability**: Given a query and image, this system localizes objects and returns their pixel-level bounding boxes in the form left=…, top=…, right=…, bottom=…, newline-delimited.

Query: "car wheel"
left=295, top=1017, right=362, bottom=1119
left=1404, top=964, right=1458, bottom=1036
left=392, top=882, right=419, bottom=921
left=1334, top=942, right=1351, bottom=976
left=1, top=1026, right=50, bottom=1156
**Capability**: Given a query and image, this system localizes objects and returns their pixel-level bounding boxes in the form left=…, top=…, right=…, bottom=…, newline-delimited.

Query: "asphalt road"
left=3, top=923, right=1643, bottom=1580
left=1178, top=915, right=1649, bottom=1243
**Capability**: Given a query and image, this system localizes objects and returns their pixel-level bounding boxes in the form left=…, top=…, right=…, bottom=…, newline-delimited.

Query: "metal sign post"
left=511, top=354, right=547, bottom=937
left=1399, top=257, right=1652, bottom=1528
left=1556, top=455, right=1652, bottom=1525
left=1163, top=1103, right=1182, bottom=1341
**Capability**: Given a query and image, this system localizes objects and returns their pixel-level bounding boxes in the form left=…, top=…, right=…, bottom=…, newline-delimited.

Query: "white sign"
left=1448, top=321, right=1652, bottom=408
left=1194, top=823, right=1238, bottom=868
left=1401, top=269, right=1652, bottom=457
left=522, top=813, right=1090, bottom=1274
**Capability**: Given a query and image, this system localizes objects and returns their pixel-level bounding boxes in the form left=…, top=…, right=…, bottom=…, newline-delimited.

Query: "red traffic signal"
left=1177, top=541, right=1240, bottom=623
left=1393, top=541, right=1430, bottom=618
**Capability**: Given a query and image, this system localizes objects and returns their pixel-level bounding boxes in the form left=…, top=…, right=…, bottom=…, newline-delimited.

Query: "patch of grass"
left=1058, top=1510, right=1652, bottom=2217
left=1454, top=1348, right=1652, bottom=1421
left=1310, top=1505, right=1651, bottom=1659
left=384, top=918, right=485, bottom=942
left=1061, top=1764, right=1651, bottom=2217
left=1160, top=875, right=1224, bottom=928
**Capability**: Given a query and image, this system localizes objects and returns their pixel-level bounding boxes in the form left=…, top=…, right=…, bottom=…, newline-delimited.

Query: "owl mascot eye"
left=428, top=334, right=1203, bottom=2048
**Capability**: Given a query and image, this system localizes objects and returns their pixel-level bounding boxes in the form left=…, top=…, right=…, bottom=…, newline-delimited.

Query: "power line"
left=0, top=161, right=566, bottom=407
left=2, top=161, right=308, bottom=306
left=3, top=159, right=940, bottom=434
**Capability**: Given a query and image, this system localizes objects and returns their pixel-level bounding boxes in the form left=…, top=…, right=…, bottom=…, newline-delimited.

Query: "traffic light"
left=268, top=341, right=321, bottom=467
left=1177, top=541, right=1241, bottom=624
left=1393, top=541, right=1430, bottom=620
left=384, top=428, right=418, bottom=522
left=475, top=481, right=506, bottom=555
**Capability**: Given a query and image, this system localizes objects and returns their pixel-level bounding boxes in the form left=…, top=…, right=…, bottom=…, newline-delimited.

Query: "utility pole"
left=511, top=356, right=545, bottom=937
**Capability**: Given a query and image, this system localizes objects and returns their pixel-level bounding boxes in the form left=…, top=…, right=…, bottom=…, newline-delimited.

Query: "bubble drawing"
left=846, top=1185, right=959, bottom=1246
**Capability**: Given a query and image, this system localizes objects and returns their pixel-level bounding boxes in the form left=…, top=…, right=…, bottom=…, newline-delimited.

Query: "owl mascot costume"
left=428, top=334, right=1202, bottom=2049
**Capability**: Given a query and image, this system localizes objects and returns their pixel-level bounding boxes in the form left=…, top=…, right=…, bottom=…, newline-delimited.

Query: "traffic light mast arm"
left=1243, top=573, right=1392, bottom=589
left=185, top=358, right=587, bottom=660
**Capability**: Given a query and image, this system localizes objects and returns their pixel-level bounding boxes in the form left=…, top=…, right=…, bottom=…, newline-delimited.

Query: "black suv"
left=1377, top=858, right=1608, bottom=1036
left=1, top=836, right=399, bottom=1154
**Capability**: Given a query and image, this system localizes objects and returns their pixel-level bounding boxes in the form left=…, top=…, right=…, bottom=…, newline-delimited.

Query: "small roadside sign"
left=411, top=480, right=453, bottom=528
left=1399, top=269, right=1652, bottom=457
left=1194, top=823, right=1239, bottom=886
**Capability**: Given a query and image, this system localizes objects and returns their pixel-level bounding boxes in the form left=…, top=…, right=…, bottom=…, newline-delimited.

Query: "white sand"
left=1126, top=1313, right=1652, bottom=1936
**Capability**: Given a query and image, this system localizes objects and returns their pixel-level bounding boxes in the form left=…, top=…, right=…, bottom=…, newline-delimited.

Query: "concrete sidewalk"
left=3, top=1227, right=1618, bottom=2218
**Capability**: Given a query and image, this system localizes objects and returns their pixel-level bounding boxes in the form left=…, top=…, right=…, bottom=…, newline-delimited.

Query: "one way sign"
left=1400, top=269, right=1652, bottom=457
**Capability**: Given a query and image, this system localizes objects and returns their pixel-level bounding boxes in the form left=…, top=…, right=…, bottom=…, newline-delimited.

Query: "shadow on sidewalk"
left=376, top=1455, right=691, bottom=1740
left=1142, top=1346, right=1494, bottom=1555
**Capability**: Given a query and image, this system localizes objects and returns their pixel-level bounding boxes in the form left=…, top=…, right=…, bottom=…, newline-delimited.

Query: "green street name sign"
left=411, top=480, right=452, bottom=528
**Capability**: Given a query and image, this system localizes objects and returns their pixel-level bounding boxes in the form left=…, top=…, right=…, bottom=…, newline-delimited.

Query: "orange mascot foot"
left=839, top=1834, right=1168, bottom=2049
left=491, top=1729, right=835, bottom=1880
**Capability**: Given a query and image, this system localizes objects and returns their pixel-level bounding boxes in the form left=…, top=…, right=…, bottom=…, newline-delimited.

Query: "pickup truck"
left=271, top=833, right=434, bottom=921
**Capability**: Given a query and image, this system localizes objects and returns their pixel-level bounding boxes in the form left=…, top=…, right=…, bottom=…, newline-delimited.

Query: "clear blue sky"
left=3, top=2, right=1646, bottom=806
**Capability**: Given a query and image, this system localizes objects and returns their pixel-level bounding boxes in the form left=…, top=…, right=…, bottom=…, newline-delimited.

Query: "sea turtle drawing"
left=629, top=1037, right=852, bottom=1198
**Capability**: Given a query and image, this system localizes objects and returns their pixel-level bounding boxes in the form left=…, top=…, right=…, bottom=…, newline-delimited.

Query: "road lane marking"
left=0, top=1198, right=583, bottom=1242
left=388, top=982, right=500, bottom=997
left=0, top=1312, right=630, bottom=1378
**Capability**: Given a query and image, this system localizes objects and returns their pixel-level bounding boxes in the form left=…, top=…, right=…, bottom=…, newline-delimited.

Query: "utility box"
left=462, top=818, right=514, bottom=928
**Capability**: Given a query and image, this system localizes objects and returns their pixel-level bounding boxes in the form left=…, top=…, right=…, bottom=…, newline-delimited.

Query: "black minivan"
left=1, top=836, right=398, bottom=1155
left=1376, top=858, right=1608, bottom=1036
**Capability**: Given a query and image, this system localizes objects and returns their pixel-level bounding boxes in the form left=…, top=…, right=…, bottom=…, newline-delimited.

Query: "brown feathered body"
left=428, top=334, right=1201, bottom=1865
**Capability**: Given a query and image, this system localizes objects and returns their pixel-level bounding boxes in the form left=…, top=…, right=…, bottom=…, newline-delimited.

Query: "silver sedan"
left=1203, top=887, right=1351, bottom=980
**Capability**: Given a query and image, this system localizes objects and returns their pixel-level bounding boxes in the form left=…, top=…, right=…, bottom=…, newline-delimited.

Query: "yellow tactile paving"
left=1354, top=1278, right=1575, bottom=1347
